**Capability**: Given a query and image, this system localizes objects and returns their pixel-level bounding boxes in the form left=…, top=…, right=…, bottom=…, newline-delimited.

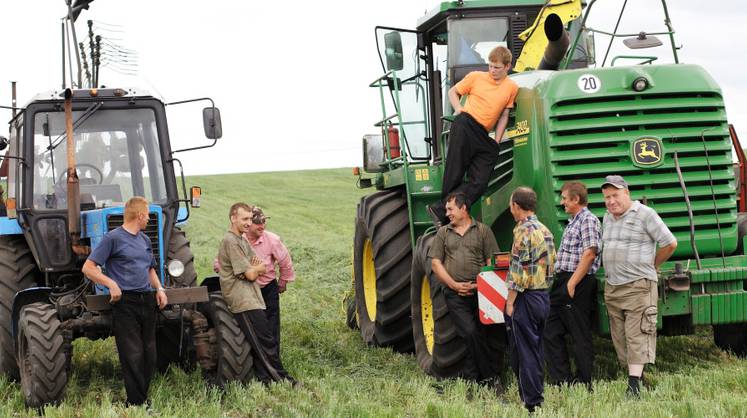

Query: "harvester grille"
left=548, top=91, right=735, bottom=257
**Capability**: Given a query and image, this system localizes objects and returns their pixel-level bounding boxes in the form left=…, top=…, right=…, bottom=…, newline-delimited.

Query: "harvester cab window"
left=32, top=108, right=167, bottom=210
left=447, top=17, right=509, bottom=84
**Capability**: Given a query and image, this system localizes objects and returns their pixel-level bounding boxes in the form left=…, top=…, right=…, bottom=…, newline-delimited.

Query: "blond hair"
left=488, top=46, right=512, bottom=66
left=124, top=196, right=149, bottom=222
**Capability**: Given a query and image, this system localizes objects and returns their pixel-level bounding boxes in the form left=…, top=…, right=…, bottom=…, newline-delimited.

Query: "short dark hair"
left=511, top=187, right=537, bottom=212
left=561, top=181, right=588, bottom=205
left=229, top=202, right=252, bottom=220
left=445, top=192, right=469, bottom=211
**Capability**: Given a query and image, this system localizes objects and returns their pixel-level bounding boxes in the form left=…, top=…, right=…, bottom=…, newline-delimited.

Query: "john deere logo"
left=631, top=137, right=663, bottom=168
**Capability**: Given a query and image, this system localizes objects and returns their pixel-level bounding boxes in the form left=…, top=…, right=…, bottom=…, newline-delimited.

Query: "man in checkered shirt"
left=544, top=181, right=601, bottom=392
left=601, top=175, right=677, bottom=398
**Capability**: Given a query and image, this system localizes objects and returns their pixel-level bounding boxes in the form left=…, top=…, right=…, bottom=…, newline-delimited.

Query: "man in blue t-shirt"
left=82, top=197, right=168, bottom=407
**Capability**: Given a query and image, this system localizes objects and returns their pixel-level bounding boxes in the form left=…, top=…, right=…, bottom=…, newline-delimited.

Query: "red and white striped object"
left=477, top=268, right=509, bottom=325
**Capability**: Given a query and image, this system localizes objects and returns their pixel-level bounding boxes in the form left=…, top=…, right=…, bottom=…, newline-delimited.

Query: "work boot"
left=626, top=375, right=641, bottom=399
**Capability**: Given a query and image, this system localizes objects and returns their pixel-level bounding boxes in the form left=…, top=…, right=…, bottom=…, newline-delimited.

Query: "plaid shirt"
left=555, top=207, right=602, bottom=274
left=509, top=215, right=556, bottom=291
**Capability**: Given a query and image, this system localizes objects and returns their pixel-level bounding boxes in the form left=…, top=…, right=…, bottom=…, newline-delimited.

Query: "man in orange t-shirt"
left=428, top=46, right=519, bottom=226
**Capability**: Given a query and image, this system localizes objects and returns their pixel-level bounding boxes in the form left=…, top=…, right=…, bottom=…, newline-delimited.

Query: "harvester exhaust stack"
left=538, top=13, right=570, bottom=71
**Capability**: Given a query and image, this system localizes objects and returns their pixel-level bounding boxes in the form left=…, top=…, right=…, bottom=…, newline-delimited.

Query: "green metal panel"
left=692, top=295, right=711, bottom=325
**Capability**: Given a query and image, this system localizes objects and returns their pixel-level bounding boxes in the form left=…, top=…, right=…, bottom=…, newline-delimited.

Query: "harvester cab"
left=351, top=0, right=747, bottom=378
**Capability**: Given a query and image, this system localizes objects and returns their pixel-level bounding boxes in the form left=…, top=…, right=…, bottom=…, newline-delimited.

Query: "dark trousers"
left=508, top=290, right=550, bottom=409
left=112, top=291, right=157, bottom=406
left=261, top=280, right=281, bottom=352
left=544, top=271, right=596, bottom=387
left=443, top=288, right=500, bottom=382
left=234, top=309, right=290, bottom=383
left=435, top=113, right=500, bottom=217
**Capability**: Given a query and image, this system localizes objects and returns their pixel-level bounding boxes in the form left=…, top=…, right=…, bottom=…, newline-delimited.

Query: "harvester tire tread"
left=201, top=293, right=253, bottom=387
left=0, top=235, right=38, bottom=380
left=410, top=232, right=468, bottom=377
left=167, top=228, right=198, bottom=288
left=353, top=190, right=414, bottom=352
left=18, top=303, right=69, bottom=407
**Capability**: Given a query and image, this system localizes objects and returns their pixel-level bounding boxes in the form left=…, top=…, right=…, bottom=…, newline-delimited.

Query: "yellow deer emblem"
left=638, top=143, right=659, bottom=159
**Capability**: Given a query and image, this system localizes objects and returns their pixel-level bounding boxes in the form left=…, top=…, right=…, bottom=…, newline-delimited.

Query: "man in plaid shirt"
left=544, top=181, right=601, bottom=391
left=506, top=187, right=555, bottom=413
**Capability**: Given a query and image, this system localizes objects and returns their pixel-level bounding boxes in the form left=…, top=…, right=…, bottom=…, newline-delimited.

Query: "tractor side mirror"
left=0, top=137, right=7, bottom=151
left=384, top=32, right=404, bottom=71
left=202, top=107, right=222, bottom=139
left=623, top=32, right=663, bottom=49
left=190, top=186, right=202, bottom=208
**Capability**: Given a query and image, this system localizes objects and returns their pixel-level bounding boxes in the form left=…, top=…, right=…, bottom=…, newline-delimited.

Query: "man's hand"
left=506, top=302, right=514, bottom=317
left=213, top=257, right=221, bottom=274
left=251, top=256, right=267, bottom=275
left=567, top=282, right=576, bottom=299
left=278, top=281, right=287, bottom=294
left=451, top=281, right=476, bottom=297
left=109, top=282, right=122, bottom=304
left=156, top=289, right=168, bottom=310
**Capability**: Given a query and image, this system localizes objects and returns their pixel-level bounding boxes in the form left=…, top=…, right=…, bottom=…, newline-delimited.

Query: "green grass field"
left=3, top=168, right=747, bottom=417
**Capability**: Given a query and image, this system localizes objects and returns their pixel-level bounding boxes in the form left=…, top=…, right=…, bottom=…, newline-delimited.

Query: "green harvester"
left=348, top=0, right=747, bottom=377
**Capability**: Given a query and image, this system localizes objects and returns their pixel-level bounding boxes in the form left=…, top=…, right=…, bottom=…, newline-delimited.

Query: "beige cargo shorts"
left=604, top=278, right=658, bottom=365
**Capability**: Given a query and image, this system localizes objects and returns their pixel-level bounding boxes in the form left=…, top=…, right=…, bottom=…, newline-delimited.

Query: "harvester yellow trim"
left=362, top=239, right=377, bottom=320
left=514, top=0, right=582, bottom=72
left=421, top=276, right=434, bottom=354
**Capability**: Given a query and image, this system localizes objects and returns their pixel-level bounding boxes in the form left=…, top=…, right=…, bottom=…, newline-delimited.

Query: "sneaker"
left=426, top=205, right=443, bottom=228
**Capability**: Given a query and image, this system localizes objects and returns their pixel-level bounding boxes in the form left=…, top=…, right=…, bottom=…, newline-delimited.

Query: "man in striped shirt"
left=601, top=175, right=677, bottom=397
left=544, top=181, right=601, bottom=391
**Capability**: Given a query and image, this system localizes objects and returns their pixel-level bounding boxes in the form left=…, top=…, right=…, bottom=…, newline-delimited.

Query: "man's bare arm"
left=448, top=86, right=463, bottom=115
left=494, top=108, right=510, bottom=142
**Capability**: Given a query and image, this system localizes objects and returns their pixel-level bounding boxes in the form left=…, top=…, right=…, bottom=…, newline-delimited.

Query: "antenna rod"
left=66, top=0, right=83, bottom=87
left=61, top=21, right=66, bottom=89
left=11, top=82, right=17, bottom=118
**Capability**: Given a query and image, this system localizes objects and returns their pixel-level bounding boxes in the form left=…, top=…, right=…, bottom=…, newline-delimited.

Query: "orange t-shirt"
left=455, top=71, right=519, bottom=132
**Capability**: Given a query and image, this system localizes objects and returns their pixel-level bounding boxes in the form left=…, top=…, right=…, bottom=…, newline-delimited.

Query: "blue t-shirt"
left=88, top=227, right=157, bottom=292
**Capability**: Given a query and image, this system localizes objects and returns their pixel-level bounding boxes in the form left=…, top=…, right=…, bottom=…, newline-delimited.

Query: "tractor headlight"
left=167, top=260, right=185, bottom=278
left=632, top=77, right=649, bottom=92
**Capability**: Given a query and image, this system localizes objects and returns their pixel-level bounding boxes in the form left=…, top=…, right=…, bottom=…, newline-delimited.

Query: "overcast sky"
left=1, top=0, right=744, bottom=176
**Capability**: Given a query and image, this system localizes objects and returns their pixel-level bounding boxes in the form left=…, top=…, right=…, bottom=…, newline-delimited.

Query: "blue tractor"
left=0, top=87, right=252, bottom=406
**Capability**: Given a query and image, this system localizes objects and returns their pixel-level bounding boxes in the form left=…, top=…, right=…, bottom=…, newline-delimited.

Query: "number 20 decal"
left=577, top=74, right=601, bottom=93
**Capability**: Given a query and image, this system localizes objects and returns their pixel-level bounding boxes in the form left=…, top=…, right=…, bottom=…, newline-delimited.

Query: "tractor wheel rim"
left=362, top=239, right=377, bottom=320
left=421, top=276, right=434, bottom=354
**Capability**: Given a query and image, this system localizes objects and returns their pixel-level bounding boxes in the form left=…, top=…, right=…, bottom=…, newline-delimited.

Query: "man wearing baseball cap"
left=600, top=175, right=677, bottom=397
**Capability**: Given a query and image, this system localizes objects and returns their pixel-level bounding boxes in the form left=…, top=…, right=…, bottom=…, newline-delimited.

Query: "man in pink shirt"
left=214, top=206, right=296, bottom=378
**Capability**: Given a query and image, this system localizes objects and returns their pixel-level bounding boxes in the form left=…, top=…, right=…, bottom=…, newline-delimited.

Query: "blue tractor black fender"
left=11, top=287, right=52, bottom=340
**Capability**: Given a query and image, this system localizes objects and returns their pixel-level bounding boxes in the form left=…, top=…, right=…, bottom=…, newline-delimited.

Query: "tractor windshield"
left=32, top=108, right=167, bottom=210
left=447, top=17, right=510, bottom=68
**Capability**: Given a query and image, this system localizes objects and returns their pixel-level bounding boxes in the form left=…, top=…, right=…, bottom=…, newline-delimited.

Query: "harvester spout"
left=63, top=89, right=88, bottom=256
left=538, top=13, right=570, bottom=71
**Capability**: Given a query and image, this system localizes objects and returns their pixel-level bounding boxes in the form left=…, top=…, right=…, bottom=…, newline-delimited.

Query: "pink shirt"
left=247, top=230, right=295, bottom=287
left=214, top=230, right=295, bottom=288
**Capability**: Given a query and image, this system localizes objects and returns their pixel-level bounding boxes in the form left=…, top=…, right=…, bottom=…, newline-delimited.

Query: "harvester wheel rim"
left=362, top=238, right=377, bottom=320
left=420, top=275, right=434, bottom=354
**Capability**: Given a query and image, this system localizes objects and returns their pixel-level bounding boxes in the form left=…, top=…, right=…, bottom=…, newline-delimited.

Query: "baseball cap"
left=251, top=206, right=270, bottom=224
left=601, top=175, right=628, bottom=190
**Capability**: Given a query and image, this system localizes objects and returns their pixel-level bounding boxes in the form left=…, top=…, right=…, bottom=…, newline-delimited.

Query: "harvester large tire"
left=410, top=232, right=467, bottom=377
left=200, top=293, right=253, bottom=388
left=167, top=228, right=198, bottom=287
left=411, top=232, right=507, bottom=378
left=0, top=236, right=38, bottom=380
left=17, top=303, right=70, bottom=407
left=353, top=190, right=414, bottom=352
left=713, top=324, right=747, bottom=356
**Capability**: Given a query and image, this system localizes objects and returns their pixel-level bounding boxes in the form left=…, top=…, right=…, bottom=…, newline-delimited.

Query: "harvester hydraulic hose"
left=674, top=151, right=701, bottom=269
left=700, top=128, right=727, bottom=267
